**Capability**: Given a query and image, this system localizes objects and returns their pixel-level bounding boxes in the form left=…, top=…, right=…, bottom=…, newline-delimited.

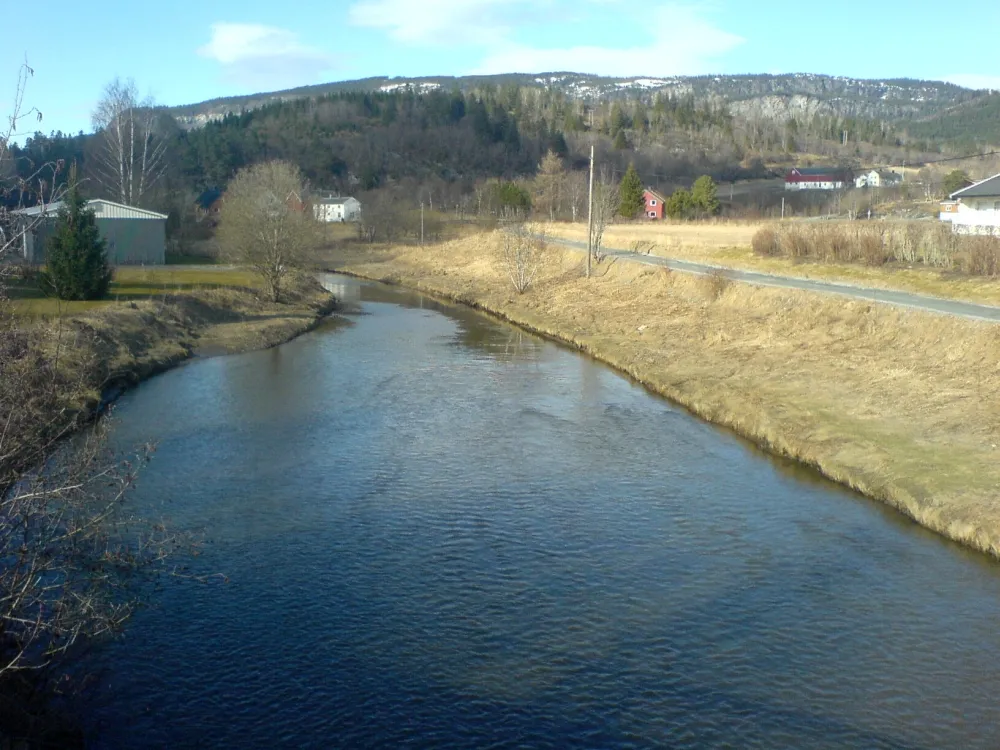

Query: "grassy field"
left=542, top=220, right=1000, bottom=307
left=326, top=233, right=1000, bottom=558
left=6, top=266, right=259, bottom=317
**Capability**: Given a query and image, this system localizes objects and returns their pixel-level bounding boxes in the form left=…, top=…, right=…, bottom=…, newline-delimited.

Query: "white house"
left=856, top=169, right=903, bottom=189
left=313, top=196, right=361, bottom=223
left=941, top=173, right=1000, bottom=234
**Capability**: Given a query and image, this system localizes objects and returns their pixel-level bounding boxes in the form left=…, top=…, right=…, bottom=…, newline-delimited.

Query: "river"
left=80, top=275, right=1000, bottom=748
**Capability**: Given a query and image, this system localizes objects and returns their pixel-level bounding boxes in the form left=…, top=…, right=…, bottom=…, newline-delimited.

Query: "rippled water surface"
left=84, top=276, right=1000, bottom=748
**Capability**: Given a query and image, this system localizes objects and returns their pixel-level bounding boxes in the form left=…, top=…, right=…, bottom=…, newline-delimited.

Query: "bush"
left=962, top=236, right=1000, bottom=277
left=751, top=228, right=780, bottom=256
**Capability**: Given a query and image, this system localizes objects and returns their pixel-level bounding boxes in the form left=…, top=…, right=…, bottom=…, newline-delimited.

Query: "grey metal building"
left=14, top=199, right=168, bottom=265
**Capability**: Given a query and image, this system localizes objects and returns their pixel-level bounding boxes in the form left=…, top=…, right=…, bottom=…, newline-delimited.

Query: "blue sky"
left=4, top=0, right=999, bottom=137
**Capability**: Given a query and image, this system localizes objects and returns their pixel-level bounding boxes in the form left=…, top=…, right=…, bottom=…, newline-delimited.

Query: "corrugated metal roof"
left=12, top=199, right=167, bottom=220
left=951, top=173, right=1000, bottom=199
left=790, top=168, right=844, bottom=176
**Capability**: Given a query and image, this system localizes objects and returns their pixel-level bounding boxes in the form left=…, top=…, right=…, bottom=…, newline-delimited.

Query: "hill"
left=170, top=72, right=983, bottom=131
left=906, top=93, right=1000, bottom=148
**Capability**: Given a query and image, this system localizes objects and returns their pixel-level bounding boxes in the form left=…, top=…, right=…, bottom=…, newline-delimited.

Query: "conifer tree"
left=618, top=162, right=645, bottom=218
left=691, top=175, right=721, bottom=217
left=38, top=181, right=113, bottom=301
left=666, top=188, right=694, bottom=220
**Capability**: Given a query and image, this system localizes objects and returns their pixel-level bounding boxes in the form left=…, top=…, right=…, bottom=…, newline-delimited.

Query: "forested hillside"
left=170, top=72, right=981, bottom=128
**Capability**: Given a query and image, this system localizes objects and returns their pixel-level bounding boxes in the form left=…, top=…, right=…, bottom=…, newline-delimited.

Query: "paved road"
left=548, top=236, right=1000, bottom=324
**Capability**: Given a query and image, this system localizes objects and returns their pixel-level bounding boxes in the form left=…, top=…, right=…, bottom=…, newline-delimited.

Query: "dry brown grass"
left=328, top=234, right=1000, bottom=558
left=543, top=220, right=1000, bottom=307
left=33, top=276, right=336, bottom=407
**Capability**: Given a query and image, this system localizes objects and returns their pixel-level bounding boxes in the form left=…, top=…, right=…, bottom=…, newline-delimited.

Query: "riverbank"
left=34, top=274, right=337, bottom=416
left=326, top=234, right=1000, bottom=558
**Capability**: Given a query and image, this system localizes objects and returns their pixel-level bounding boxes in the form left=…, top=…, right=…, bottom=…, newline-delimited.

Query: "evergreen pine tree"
left=38, top=183, right=113, bottom=301
left=618, top=162, right=645, bottom=218
left=666, top=189, right=694, bottom=220
left=612, top=129, right=629, bottom=150
left=690, top=175, right=721, bottom=217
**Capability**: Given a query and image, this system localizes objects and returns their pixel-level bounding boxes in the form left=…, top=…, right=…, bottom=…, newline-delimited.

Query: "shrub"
left=857, top=226, right=890, bottom=266
left=751, top=228, right=780, bottom=256
left=962, top=236, right=1000, bottom=277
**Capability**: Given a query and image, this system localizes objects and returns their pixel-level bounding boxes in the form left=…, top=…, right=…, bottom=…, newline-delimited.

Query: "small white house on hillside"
left=941, top=173, right=1000, bottom=234
left=855, top=169, right=903, bottom=189
left=313, top=196, right=361, bottom=223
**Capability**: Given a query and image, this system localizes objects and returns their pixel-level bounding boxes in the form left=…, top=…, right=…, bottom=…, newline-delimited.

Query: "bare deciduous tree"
left=217, top=160, right=317, bottom=302
left=0, top=291, right=179, bottom=736
left=91, top=78, right=168, bottom=207
left=1, top=62, right=67, bottom=261
left=357, top=190, right=402, bottom=244
left=497, top=212, right=548, bottom=293
left=565, top=170, right=588, bottom=223
left=533, top=151, right=565, bottom=221
left=590, top=170, right=620, bottom=263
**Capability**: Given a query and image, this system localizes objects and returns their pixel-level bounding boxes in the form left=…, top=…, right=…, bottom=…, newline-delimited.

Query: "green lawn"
left=7, top=267, right=259, bottom=317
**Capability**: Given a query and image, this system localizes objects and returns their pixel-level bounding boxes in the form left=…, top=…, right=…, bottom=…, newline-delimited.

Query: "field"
left=542, top=220, right=1000, bottom=307
left=327, top=233, right=1000, bottom=558
left=5, top=266, right=258, bottom=317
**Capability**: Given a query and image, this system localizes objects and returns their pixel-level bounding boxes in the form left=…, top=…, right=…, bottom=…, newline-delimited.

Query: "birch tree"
left=91, top=78, right=168, bottom=207
left=590, top=169, right=620, bottom=263
left=217, top=161, right=316, bottom=302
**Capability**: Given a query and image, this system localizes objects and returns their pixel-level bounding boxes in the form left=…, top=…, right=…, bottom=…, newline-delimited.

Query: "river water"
left=82, top=275, right=1000, bottom=748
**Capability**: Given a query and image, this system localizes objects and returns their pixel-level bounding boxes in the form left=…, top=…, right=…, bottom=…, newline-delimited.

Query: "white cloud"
left=198, top=23, right=337, bottom=87
left=473, top=6, right=743, bottom=76
left=348, top=0, right=515, bottom=45
left=943, top=74, right=1000, bottom=92
left=348, top=1, right=741, bottom=78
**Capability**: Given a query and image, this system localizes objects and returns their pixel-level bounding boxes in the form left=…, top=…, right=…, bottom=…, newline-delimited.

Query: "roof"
left=951, top=173, right=1000, bottom=199
left=314, top=196, right=358, bottom=205
left=789, top=167, right=845, bottom=177
left=644, top=188, right=667, bottom=202
left=13, top=199, right=168, bottom=220
left=196, top=188, right=223, bottom=209
left=786, top=174, right=846, bottom=182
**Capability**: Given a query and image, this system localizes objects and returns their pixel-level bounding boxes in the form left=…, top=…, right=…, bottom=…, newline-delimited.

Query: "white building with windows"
left=941, top=173, right=1000, bottom=234
left=313, top=195, right=361, bottom=223
left=855, top=169, right=903, bottom=189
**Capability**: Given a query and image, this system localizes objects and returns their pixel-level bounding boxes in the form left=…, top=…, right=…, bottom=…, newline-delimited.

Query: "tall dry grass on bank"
left=753, top=222, right=1000, bottom=275
left=329, top=235, right=1000, bottom=558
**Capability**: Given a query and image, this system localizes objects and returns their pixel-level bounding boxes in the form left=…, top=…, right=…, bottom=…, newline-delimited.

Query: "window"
left=649, top=211, right=656, bottom=217
left=650, top=199, right=657, bottom=206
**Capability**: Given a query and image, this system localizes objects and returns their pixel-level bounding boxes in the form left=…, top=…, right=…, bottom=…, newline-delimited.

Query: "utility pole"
left=420, top=202, right=424, bottom=245
left=587, top=144, right=594, bottom=279
left=781, top=196, right=785, bottom=220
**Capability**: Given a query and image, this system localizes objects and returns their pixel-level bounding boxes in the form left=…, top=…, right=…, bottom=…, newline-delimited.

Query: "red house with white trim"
left=643, top=189, right=667, bottom=219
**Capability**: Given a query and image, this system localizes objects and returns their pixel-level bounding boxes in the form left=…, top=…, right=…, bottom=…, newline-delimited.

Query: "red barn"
left=643, top=189, right=667, bottom=220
